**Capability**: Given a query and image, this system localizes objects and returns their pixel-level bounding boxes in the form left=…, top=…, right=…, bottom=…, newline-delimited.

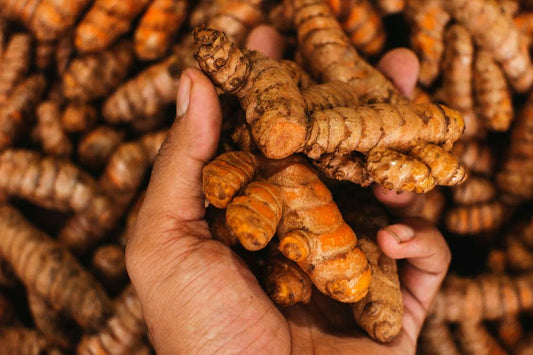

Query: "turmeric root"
left=91, top=244, right=127, bottom=292
left=312, top=152, right=373, bottom=187
left=77, top=285, right=147, bottom=355
left=326, top=0, right=386, bottom=56
left=78, top=126, right=125, bottom=170
left=27, top=292, right=78, bottom=349
left=0, top=327, right=48, bottom=355
left=63, top=40, right=134, bottom=102
left=226, top=181, right=283, bottom=250
left=456, top=322, right=508, bottom=355
left=61, top=102, right=97, bottom=133
left=0, top=205, right=111, bottom=329
left=59, top=130, right=167, bottom=253
left=0, top=149, right=101, bottom=212
left=205, top=206, right=239, bottom=246
left=375, top=0, right=404, bottom=14
left=301, top=81, right=361, bottom=113
left=103, top=56, right=180, bottom=128
left=431, top=273, right=533, bottom=323
left=265, top=157, right=371, bottom=303
left=444, top=0, right=533, bottom=92
left=419, top=320, right=460, bottom=355
left=263, top=249, right=312, bottom=307
left=292, top=0, right=401, bottom=103
left=134, top=0, right=188, bottom=60
left=35, top=101, right=73, bottom=158
left=207, top=0, right=265, bottom=45
left=441, top=25, right=474, bottom=113
left=194, top=27, right=307, bottom=159
left=75, top=0, right=152, bottom=52
left=0, top=74, right=46, bottom=150
left=341, top=201, right=402, bottom=342
left=0, top=33, right=31, bottom=104
left=451, top=176, right=497, bottom=205
left=203, top=151, right=258, bottom=208
left=474, top=51, right=514, bottom=131
left=35, top=39, right=54, bottom=70
left=445, top=201, right=505, bottom=235
left=405, top=0, right=450, bottom=87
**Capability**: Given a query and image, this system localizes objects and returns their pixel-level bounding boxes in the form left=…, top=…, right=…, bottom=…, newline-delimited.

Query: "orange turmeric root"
left=497, top=315, right=522, bottom=349
left=206, top=206, right=239, bottom=246
left=263, top=249, right=312, bottom=307
left=59, top=130, right=167, bottom=254
left=75, top=0, right=152, bottom=52
left=134, top=0, right=188, bottom=60
left=293, top=0, right=402, bottom=103
left=0, top=74, right=46, bottom=150
left=451, top=175, right=496, bottom=205
left=0, top=205, right=112, bottom=329
left=474, top=51, right=513, bottom=131
left=452, top=140, right=495, bottom=176
left=61, top=102, right=97, bottom=134
left=0, top=327, right=49, bottom=354
left=265, top=157, right=371, bottom=303
left=207, top=0, right=265, bottom=45
left=326, top=0, right=386, bottom=56
left=375, top=0, right=404, bottom=14
left=0, top=33, right=31, bottom=104
left=77, top=285, right=147, bottom=355
left=78, top=126, right=125, bottom=171
left=103, top=56, right=180, bottom=129
left=444, top=0, right=533, bottom=93
left=456, top=322, right=508, bottom=355
left=445, top=201, right=506, bottom=235
left=35, top=101, right=73, bottom=158
left=405, top=0, right=450, bottom=87
left=431, top=273, right=533, bottom=323
left=312, top=152, right=373, bottom=187
left=63, top=40, right=134, bottom=102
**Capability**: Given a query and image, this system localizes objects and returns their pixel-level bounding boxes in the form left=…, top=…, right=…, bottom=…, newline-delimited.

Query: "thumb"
left=142, top=68, right=222, bottom=223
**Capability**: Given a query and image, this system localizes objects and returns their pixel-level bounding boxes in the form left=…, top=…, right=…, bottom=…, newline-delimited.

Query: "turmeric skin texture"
left=445, top=201, right=505, bottom=235
left=326, top=0, right=386, bottom=56
left=62, top=102, right=97, bottom=133
left=35, top=101, right=73, bottom=158
left=419, top=320, right=460, bottom=355
left=0, top=33, right=31, bottom=104
left=63, top=40, right=134, bottom=102
left=77, top=285, right=147, bottom=355
left=0, top=327, right=48, bottom=355
left=75, top=0, right=151, bottom=53
left=194, top=26, right=308, bottom=160
left=0, top=205, right=112, bottom=329
left=78, top=126, right=125, bottom=171
left=456, top=322, right=507, bottom=355
left=444, top=0, right=533, bottom=93
left=405, top=0, right=450, bottom=87
left=134, top=0, right=188, bottom=60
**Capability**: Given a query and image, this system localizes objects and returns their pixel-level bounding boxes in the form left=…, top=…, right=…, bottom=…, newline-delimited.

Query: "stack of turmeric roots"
left=0, top=0, right=532, bottom=353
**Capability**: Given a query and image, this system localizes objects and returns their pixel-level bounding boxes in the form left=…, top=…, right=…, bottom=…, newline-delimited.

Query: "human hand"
left=125, top=26, right=451, bottom=354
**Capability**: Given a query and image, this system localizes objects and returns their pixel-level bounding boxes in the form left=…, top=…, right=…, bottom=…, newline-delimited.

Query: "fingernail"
left=382, top=224, right=415, bottom=243
left=177, top=73, right=192, bottom=117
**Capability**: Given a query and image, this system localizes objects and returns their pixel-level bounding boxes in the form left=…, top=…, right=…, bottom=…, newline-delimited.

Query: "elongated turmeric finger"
left=61, top=102, right=97, bottom=133
left=35, top=101, right=72, bottom=158
left=374, top=0, right=404, bottom=14
left=208, top=0, right=265, bottom=45
left=0, top=205, right=111, bottom=329
left=75, top=0, right=151, bottom=52
left=452, top=140, right=495, bottom=176
left=302, top=81, right=361, bottom=113
left=134, top=0, right=188, bottom=60
left=92, top=244, right=127, bottom=292
left=0, top=74, right=46, bottom=150
left=405, top=0, right=450, bottom=86
left=0, top=33, right=31, bottom=104
left=77, top=285, right=146, bottom=355
left=474, top=51, right=513, bottom=131
left=408, top=143, right=467, bottom=186
left=419, top=320, right=460, bottom=355
left=312, top=152, right=373, bottom=186
left=445, top=201, right=505, bottom=235
left=451, top=176, right=496, bottom=205
left=456, top=322, right=507, bottom=355
left=203, top=151, right=258, bottom=208
left=0, top=327, right=48, bottom=354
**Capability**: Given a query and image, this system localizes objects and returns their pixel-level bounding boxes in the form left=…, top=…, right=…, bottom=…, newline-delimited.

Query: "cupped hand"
left=126, top=26, right=451, bottom=354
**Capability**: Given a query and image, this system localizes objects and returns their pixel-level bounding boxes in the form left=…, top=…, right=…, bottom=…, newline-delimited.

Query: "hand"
left=125, top=26, right=451, bottom=354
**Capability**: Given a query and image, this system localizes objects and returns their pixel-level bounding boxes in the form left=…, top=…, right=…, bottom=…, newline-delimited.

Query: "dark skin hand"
left=126, top=26, right=451, bottom=354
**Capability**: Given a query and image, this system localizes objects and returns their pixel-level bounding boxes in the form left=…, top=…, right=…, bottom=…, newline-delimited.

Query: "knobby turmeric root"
left=75, top=0, right=152, bottom=53
left=456, top=322, right=507, bottom=355
left=77, top=285, right=147, bottom=355
left=134, top=0, right=188, bottom=60
left=0, top=327, right=49, bottom=355
left=0, top=205, right=112, bottom=329
left=35, top=101, right=72, bottom=158
left=0, top=33, right=31, bottom=104
left=419, top=319, right=460, bottom=355
left=78, top=126, right=125, bottom=171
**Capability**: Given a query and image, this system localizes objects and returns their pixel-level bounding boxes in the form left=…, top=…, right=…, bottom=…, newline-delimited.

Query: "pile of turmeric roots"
left=0, top=0, right=533, bottom=353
